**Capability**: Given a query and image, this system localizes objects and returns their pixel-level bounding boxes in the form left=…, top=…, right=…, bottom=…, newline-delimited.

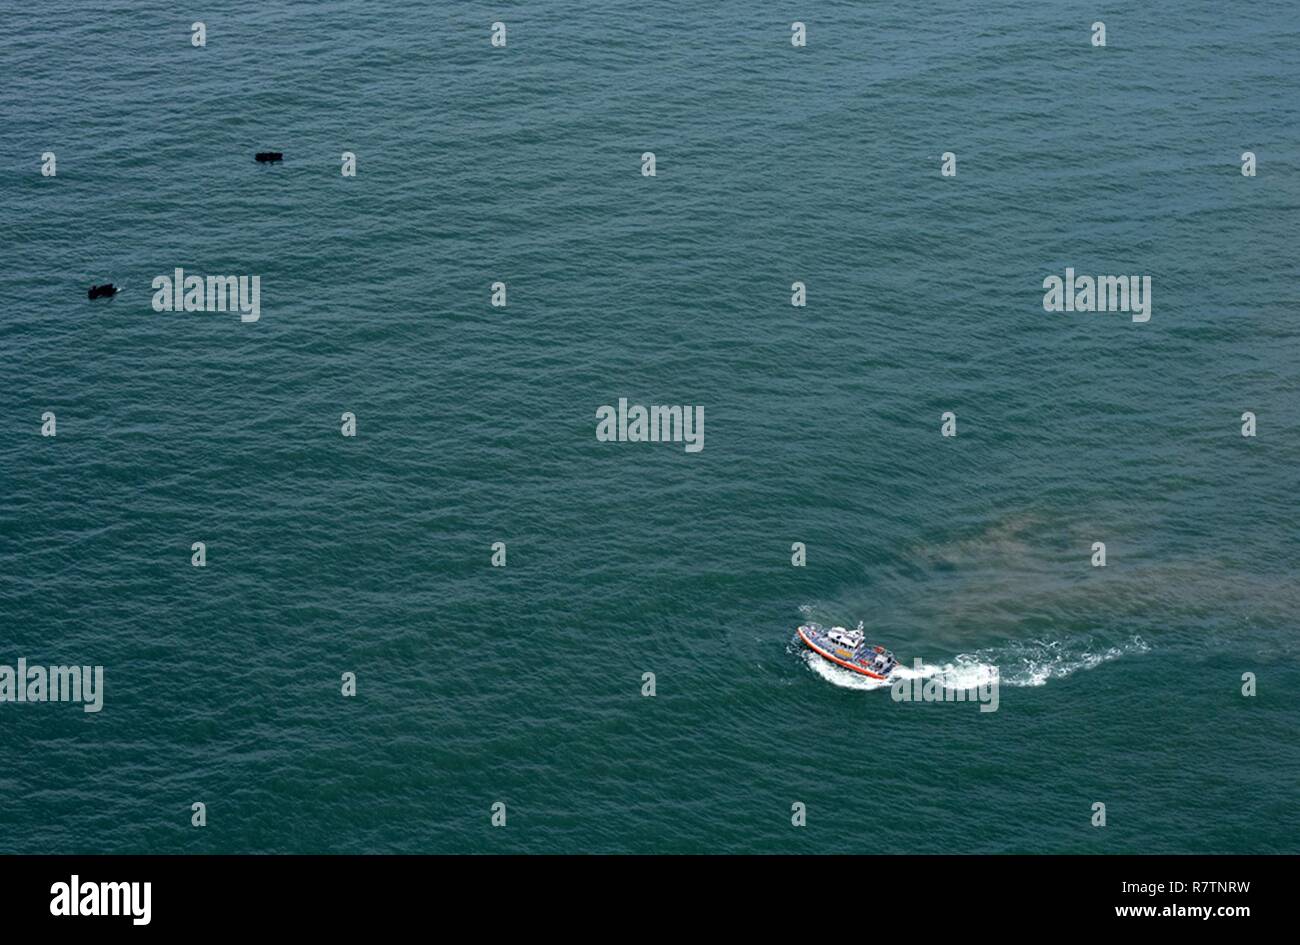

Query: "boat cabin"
left=827, top=626, right=864, bottom=648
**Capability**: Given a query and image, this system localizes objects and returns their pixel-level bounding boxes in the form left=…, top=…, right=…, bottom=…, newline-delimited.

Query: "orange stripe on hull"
left=797, top=628, right=890, bottom=680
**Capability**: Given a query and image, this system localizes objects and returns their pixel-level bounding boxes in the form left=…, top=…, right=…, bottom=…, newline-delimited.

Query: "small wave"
left=977, top=635, right=1150, bottom=687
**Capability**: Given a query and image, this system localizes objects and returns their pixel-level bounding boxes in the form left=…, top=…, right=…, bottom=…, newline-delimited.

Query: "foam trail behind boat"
left=793, top=628, right=1149, bottom=692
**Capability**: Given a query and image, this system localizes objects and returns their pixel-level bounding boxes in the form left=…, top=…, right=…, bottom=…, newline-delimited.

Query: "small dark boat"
left=254, top=151, right=283, bottom=163
left=88, top=284, right=120, bottom=300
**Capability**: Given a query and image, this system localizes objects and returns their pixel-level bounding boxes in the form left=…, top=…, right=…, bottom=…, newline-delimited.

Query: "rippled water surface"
left=1, top=1, right=1297, bottom=853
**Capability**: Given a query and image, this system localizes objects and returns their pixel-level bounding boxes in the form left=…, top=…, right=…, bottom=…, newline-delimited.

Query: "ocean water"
left=1, top=0, right=1298, bottom=854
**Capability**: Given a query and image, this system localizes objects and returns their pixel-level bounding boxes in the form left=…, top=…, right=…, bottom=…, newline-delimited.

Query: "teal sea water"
left=2, top=1, right=1298, bottom=853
